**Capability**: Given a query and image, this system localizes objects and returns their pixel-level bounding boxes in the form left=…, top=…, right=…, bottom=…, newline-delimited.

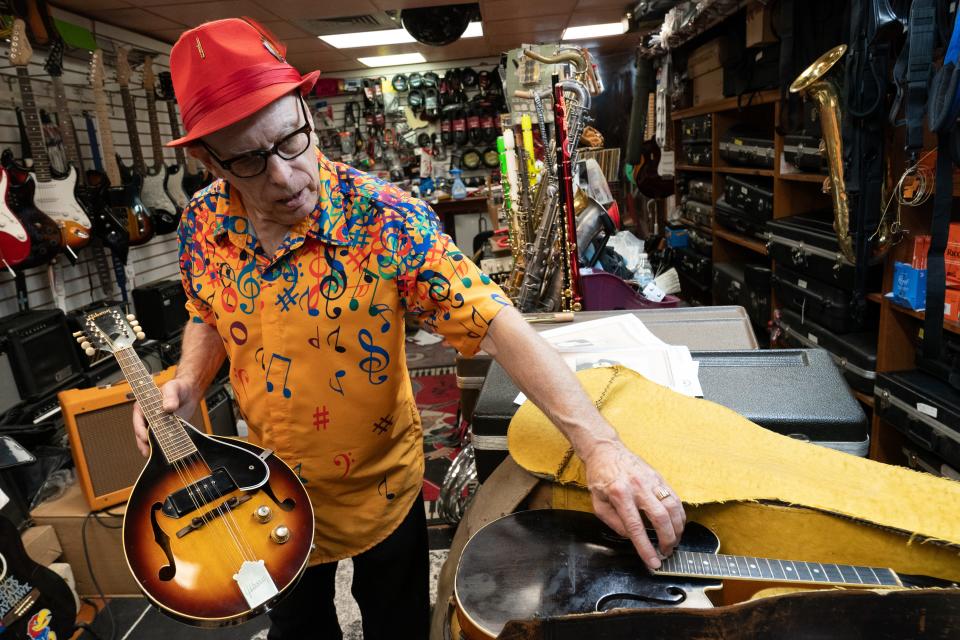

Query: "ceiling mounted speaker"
left=400, top=3, right=479, bottom=46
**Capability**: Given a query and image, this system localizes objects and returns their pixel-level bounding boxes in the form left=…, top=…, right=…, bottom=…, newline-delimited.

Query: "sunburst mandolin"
left=76, top=308, right=314, bottom=627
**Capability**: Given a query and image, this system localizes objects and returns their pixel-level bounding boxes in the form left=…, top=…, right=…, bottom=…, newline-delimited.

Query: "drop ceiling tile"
left=149, top=27, right=190, bottom=42
left=284, top=37, right=338, bottom=53
left=53, top=0, right=131, bottom=10
left=485, top=29, right=562, bottom=48
left=125, top=0, right=212, bottom=6
left=480, top=0, right=577, bottom=21
left=251, top=0, right=380, bottom=20
left=260, top=21, right=314, bottom=40
left=575, top=0, right=632, bottom=7
left=91, top=7, right=184, bottom=31
left=423, top=39, right=498, bottom=61
left=566, top=8, right=626, bottom=27
left=304, top=58, right=368, bottom=73
left=148, top=0, right=280, bottom=26
left=484, top=14, right=569, bottom=35
left=343, top=42, right=423, bottom=59
left=373, top=0, right=460, bottom=9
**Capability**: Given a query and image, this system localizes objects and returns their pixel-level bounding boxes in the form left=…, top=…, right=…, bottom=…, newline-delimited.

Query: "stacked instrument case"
left=673, top=246, right=712, bottom=293
left=687, top=227, right=713, bottom=257
left=682, top=198, right=713, bottom=228
left=772, top=265, right=875, bottom=334
left=783, top=100, right=827, bottom=173
left=680, top=115, right=712, bottom=166
left=715, top=197, right=769, bottom=240
left=875, top=370, right=960, bottom=474
left=718, top=125, right=775, bottom=168
left=778, top=308, right=877, bottom=395
left=685, top=178, right=712, bottom=203
left=713, top=263, right=771, bottom=335
left=723, top=176, right=773, bottom=219
left=472, top=348, right=869, bottom=480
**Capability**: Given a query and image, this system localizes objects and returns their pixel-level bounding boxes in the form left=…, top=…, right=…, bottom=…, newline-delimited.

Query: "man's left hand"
left=582, top=439, right=685, bottom=570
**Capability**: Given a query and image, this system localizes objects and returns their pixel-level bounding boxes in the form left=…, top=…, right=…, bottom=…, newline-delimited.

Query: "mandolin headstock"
left=75, top=308, right=145, bottom=357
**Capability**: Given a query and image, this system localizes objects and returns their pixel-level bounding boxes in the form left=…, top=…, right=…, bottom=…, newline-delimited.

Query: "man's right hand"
left=133, top=379, right=201, bottom=457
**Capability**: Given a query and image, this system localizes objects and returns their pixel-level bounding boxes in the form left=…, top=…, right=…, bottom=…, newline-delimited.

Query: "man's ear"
left=186, top=143, right=223, bottom=180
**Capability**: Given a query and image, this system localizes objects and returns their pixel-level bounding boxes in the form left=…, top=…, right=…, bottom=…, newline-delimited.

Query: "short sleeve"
left=177, top=202, right=217, bottom=327
left=397, top=200, right=512, bottom=357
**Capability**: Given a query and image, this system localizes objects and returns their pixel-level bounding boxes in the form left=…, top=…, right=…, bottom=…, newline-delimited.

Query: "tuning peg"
left=135, top=332, right=146, bottom=341
left=126, top=314, right=136, bottom=321
left=76, top=336, right=86, bottom=344
left=80, top=341, right=92, bottom=350
left=72, top=331, right=84, bottom=338
left=84, top=347, right=96, bottom=356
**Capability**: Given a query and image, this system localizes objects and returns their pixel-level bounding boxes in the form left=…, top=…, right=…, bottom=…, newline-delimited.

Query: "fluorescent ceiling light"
left=357, top=53, right=427, bottom=67
left=322, top=22, right=483, bottom=49
left=562, top=21, right=627, bottom=40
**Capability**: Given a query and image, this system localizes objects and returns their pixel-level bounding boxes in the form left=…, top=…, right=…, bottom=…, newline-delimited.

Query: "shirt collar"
left=211, top=149, right=354, bottom=247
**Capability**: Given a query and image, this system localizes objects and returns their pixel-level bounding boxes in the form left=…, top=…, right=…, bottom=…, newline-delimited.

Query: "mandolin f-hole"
left=596, top=586, right=686, bottom=611
left=150, top=502, right=176, bottom=581
left=260, top=479, right=296, bottom=512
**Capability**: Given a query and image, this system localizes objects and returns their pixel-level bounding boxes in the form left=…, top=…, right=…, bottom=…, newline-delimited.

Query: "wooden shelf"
left=867, top=292, right=884, bottom=304
left=888, top=300, right=960, bottom=335
left=675, top=164, right=712, bottom=173
left=677, top=217, right=712, bottom=236
left=672, top=90, right=780, bottom=121
left=713, top=227, right=769, bottom=256
left=854, top=390, right=875, bottom=409
left=717, top=166, right=775, bottom=177
left=780, top=172, right=828, bottom=183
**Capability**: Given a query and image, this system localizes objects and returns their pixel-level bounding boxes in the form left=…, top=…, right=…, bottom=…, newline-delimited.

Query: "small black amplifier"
left=132, top=279, right=188, bottom=340
left=205, top=382, right=237, bottom=437
left=0, top=309, right=84, bottom=401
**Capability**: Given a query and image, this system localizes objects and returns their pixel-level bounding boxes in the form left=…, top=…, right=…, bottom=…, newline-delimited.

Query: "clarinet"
left=553, top=79, right=583, bottom=312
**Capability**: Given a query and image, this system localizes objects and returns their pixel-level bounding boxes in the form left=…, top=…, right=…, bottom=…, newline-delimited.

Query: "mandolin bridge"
left=162, top=467, right=237, bottom=518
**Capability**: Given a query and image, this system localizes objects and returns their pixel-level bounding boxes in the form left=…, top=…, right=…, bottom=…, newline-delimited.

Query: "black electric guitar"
left=77, top=308, right=314, bottom=627
left=455, top=509, right=957, bottom=640
left=0, top=515, right=77, bottom=639
left=156, top=70, right=211, bottom=204
left=89, top=49, right=153, bottom=248
left=115, top=46, right=177, bottom=235
left=141, top=56, right=182, bottom=219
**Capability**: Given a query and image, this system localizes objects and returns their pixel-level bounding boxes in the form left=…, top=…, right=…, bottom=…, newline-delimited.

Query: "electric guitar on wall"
left=141, top=56, right=182, bottom=217
left=7, top=18, right=92, bottom=253
left=156, top=70, right=210, bottom=207
left=115, top=46, right=178, bottom=235
left=44, top=39, right=130, bottom=262
left=77, top=309, right=314, bottom=627
left=89, top=49, right=154, bottom=248
left=0, top=167, right=33, bottom=270
left=0, top=515, right=77, bottom=640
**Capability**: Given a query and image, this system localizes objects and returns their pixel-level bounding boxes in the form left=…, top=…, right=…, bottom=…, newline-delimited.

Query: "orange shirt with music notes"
left=178, top=151, right=511, bottom=563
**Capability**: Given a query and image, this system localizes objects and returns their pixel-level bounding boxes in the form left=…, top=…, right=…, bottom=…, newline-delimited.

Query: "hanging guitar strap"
left=921, top=7, right=960, bottom=386
left=890, top=0, right=936, bottom=158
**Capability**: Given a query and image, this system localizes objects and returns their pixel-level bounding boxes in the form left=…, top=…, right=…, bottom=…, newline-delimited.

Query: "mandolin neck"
left=115, top=346, right=197, bottom=463
left=657, top=549, right=903, bottom=588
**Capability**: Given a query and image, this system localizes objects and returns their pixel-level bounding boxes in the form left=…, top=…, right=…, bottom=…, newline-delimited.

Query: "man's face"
left=193, top=93, right=320, bottom=225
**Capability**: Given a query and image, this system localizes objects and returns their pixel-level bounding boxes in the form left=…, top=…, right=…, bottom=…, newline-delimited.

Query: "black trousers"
left=266, top=492, right=430, bottom=639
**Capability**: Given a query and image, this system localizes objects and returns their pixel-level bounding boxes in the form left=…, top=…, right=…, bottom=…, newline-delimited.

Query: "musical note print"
left=229, top=321, right=248, bottom=345
left=233, top=367, right=249, bottom=400
left=313, top=405, right=330, bottom=431
left=372, top=414, right=393, bottom=435
left=377, top=474, right=396, bottom=501
left=293, top=462, right=309, bottom=485
left=358, top=329, right=389, bottom=385
left=329, top=369, right=346, bottom=395
left=265, top=353, right=293, bottom=398
left=319, top=245, right=347, bottom=319
left=349, top=268, right=391, bottom=333
left=327, top=326, right=346, bottom=353
left=333, top=452, right=355, bottom=478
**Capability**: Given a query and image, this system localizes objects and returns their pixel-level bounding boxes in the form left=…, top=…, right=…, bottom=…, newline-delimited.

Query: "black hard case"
left=723, top=176, right=773, bottom=220
left=875, top=370, right=960, bottom=471
left=772, top=265, right=872, bottom=334
left=783, top=134, right=827, bottom=172
left=715, top=198, right=769, bottom=240
left=719, top=126, right=775, bottom=168
left=685, top=178, right=713, bottom=203
left=674, top=246, right=712, bottom=290
left=682, top=198, right=713, bottom=228
left=767, top=214, right=883, bottom=292
left=681, top=114, right=712, bottom=141
left=687, top=227, right=713, bottom=258
left=473, top=349, right=868, bottom=480
left=713, top=263, right=770, bottom=330
left=681, top=141, right=712, bottom=166
left=778, top=307, right=878, bottom=395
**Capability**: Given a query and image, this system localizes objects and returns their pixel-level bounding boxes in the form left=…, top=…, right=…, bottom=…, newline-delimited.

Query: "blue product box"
left=666, top=225, right=689, bottom=249
left=890, top=262, right=926, bottom=311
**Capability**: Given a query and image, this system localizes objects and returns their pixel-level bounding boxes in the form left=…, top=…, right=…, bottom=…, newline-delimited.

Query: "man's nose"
left=264, top=153, right=293, bottom=187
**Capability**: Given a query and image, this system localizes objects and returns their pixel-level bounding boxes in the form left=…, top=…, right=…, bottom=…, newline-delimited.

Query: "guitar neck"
left=644, top=93, right=655, bottom=142
left=93, top=84, right=123, bottom=185
left=119, top=85, right=147, bottom=174
left=145, top=91, right=166, bottom=169
left=165, top=101, right=188, bottom=166
left=14, top=68, right=51, bottom=180
left=657, top=549, right=903, bottom=588
left=49, top=75, right=83, bottom=169
left=115, top=346, right=197, bottom=463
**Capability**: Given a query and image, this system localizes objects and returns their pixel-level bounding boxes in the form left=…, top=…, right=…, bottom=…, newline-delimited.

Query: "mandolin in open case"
left=75, top=308, right=313, bottom=627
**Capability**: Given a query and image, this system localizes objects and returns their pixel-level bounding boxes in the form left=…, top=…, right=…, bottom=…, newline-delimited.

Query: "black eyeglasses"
left=201, top=98, right=313, bottom=178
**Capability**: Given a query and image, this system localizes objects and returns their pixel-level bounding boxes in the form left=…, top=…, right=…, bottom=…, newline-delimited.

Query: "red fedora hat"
left=166, top=17, right=320, bottom=147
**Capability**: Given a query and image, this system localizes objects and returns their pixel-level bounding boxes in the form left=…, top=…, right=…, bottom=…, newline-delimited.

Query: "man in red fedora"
left=133, top=17, right=685, bottom=640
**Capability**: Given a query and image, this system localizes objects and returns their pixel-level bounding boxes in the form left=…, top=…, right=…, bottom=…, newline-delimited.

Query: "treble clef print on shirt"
left=376, top=217, right=406, bottom=280
left=417, top=270, right=465, bottom=311
left=320, top=245, right=347, bottom=319
left=358, top=328, right=389, bottom=385
left=236, top=260, right=261, bottom=313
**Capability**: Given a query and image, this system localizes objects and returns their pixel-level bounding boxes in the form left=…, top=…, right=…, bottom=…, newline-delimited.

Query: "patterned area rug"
left=412, top=372, right=465, bottom=524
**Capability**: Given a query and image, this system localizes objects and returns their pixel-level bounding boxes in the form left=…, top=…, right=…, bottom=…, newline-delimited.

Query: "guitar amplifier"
left=132, top=279, right=188, bottom=341
left=59, top=366, right=212, bottom=510
left=0, top=310, right=84, bottom=401
left=205, top=381, right=237, bottom=437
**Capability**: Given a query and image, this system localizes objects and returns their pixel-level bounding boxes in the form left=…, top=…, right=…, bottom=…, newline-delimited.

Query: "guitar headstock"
left=8, top=19, right=33, bottom=67
left=142, top=55, right=155, bottom=93
left=89, top=49, right=106, bottom=92
left=43, top=37, right=64, bottom=77
left=157, top=70, right=175, bottom=102
left=74, top=308, right=145, bottom=357
left=115, top=46, right=131, bottom=88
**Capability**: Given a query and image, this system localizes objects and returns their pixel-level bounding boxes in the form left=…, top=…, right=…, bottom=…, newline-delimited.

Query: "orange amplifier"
left=58, top=366, right=211, bottom=510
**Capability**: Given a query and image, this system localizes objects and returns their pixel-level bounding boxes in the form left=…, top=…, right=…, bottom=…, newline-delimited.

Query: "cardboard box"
left=21, top=524, right=62, bottom=567
left=693, top=67, right=724, bottom=107
left=947, top=241, right=960, bottom=288
left=946, top=289, right=960, bottom=323
left=30, top=481, right=138, bottom=596
left=891, top=262, right=926, bottom=311
left=746, top=4, right=778, bottom=47
left=912, top=235, right=930, bottom=270
left=688, top=37, right=724, bottom=78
